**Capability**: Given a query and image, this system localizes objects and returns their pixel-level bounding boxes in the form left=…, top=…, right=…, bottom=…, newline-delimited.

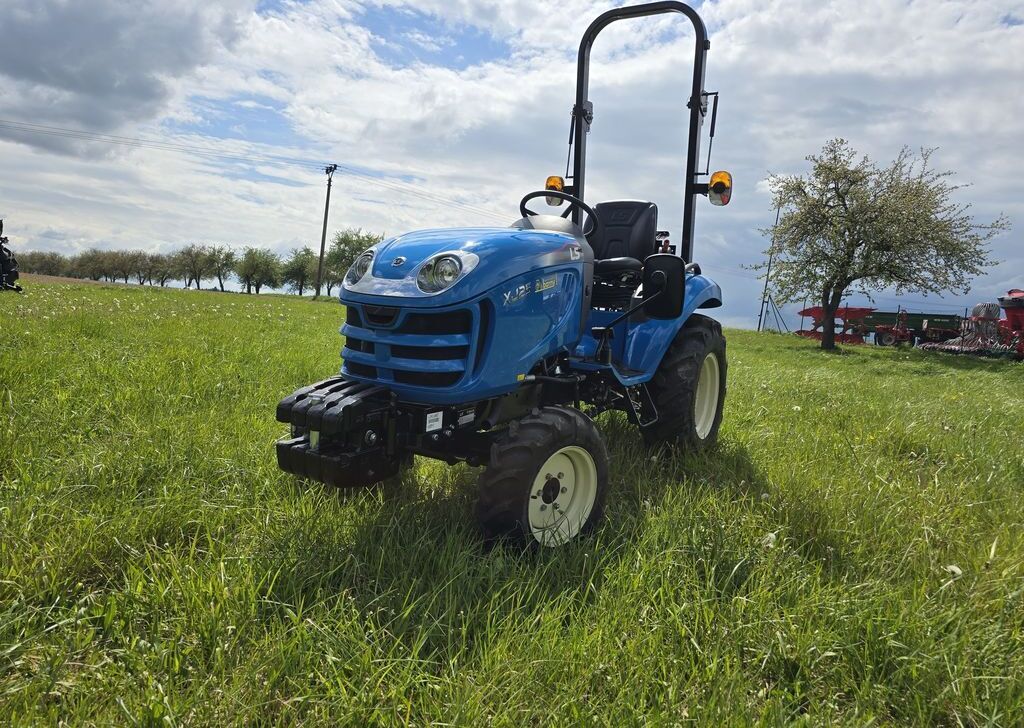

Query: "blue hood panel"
left=342, top=227, right=586, bottom=308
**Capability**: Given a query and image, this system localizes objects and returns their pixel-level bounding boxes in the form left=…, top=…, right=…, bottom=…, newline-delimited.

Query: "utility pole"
left=314, top=163, right=338, bottom=298
left=757, top=205, right=781, bottom=332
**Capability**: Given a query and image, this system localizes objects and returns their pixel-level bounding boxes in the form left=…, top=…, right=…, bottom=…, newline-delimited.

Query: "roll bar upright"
left=569, top=1, right=710, bottom=263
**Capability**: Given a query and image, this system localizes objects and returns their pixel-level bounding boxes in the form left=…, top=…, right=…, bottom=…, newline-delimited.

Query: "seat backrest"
left=589, top=200, right=658, bottom=261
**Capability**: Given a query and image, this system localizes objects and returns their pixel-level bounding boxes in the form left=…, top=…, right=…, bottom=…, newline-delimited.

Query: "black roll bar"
left=570, top=1, right=709, bottom=263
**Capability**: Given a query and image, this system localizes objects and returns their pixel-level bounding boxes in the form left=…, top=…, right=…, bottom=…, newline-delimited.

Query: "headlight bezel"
left=417, top=253, right=464, bottom=293
left=414, top=251, right=479, bottom=294
left=345, top=250, right=375, bottom=285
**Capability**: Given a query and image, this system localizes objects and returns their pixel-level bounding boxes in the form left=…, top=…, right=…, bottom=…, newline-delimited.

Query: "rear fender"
left=572, top=274, right=721, bottom=383
left=621, top=274, right=721, bottom=377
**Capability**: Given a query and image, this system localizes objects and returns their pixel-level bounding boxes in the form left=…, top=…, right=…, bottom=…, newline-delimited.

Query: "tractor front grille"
left=341, top=304, right=483, bottom=389
left=390, top=344, right=469, bottom=360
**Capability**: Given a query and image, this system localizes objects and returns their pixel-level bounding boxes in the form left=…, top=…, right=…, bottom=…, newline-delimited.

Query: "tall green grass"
left=2, top=279, right=1022, bottom=725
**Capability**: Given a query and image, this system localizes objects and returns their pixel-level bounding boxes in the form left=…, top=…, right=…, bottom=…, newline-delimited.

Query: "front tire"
left=476, top=406, right=609, bottom=547
left=642, top=314, right=727, bottom=451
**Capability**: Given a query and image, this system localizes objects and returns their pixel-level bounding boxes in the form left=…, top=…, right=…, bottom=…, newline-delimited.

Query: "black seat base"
left=592, top=257, right=643, bottom=309
left=592, top=281, right=635, bottom=309
left=594, top=257, right=642, bottom=278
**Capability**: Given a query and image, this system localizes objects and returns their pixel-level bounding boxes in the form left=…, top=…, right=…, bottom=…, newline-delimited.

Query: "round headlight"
left=417, top=254, right=463, bottom=293
left=345, top=251, right=374, bottom=285
left=435, top=256, right=462, bottom=286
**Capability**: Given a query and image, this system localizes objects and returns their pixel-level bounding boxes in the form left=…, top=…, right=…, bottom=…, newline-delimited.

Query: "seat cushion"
left=595, top=257, right=642, bottom=278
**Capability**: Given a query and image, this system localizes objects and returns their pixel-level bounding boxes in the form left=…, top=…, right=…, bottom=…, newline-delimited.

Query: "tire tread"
left=476, top=406, right=609, bottom=543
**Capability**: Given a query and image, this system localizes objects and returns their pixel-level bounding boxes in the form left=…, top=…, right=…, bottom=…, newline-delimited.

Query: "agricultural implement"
left=919, top=290, right=1024, bottom=359
left=867, top=310, right=961, bottom=347
left=0, top=220, right=23, bottom=293
left=796, top=305, right=874, bottom=344
left=797, top=305, right=962, bottom=346
left=276, top=1, right=733, bottom=547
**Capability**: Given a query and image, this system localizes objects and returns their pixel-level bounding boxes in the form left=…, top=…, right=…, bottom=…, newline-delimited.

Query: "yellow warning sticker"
left=535, top=275, right=556, bottom=293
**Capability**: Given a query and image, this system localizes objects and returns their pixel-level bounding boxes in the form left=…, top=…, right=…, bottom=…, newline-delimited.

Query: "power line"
left=315, top=164, right=338, bottom=298
left=331, top=163, right=509, bottom=223
left=0, top=118, right=510, bottom=224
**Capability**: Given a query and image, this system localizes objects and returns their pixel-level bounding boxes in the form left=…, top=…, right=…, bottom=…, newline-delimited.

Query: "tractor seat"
left=594, top=257, right=642, bottom=278
left=588, top=200, right=658, bottom=308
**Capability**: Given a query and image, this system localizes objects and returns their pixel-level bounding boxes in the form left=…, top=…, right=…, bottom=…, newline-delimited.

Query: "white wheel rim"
left=694, top=352, right=720, bottom=440
left=527, top=445, right=598, bottom=547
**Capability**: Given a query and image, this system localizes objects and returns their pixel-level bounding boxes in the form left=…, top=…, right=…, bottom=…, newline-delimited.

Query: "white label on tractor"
left=425, top=411, right=443, bottom=432
left=458, top=408, right=475, bottom=426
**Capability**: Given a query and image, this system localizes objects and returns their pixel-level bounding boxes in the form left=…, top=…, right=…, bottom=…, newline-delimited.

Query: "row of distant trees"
left=16, top=228, right=383, bottom=296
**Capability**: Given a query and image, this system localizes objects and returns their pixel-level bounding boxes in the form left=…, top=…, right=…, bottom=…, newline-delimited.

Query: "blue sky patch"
left=164, top=96, right=302, bottom=148
left=218, top=165, right=309, bottom=188
left=357, top=5, right=510, bottom=69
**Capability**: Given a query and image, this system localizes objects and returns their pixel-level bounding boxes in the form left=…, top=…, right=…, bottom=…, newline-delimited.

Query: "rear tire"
left=642, top=314, right=727, bottom=451
left=476, top=406, right=609, bottom=547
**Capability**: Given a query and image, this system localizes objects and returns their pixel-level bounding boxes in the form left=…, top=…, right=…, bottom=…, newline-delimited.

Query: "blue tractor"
left=276, top=1, right=733, bottom=547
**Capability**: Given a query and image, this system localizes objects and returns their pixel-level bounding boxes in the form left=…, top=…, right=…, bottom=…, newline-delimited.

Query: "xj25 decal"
left=502, top=275, right=558, bottom=306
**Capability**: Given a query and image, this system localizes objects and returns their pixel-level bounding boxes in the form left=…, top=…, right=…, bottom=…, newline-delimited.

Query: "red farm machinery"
left=796, top=305, right=877, bottom=345
left=919, top=290, right=1024, bottom=359
left=795, top=289, right=1024, bottom=359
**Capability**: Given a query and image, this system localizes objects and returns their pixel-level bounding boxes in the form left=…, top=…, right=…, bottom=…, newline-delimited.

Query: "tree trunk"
left=326, top=281, right=334, bottom=296
left=218, top=274, right=225, bottom=292
left=245, top=280, right=251, bottom=294
left=255, top=282, right=262, bottom=294
left=819, top=285, right=846, bottom=351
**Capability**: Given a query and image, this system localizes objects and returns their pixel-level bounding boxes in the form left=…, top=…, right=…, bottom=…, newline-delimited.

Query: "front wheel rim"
left=527, top=445, right=598, bottom=547
left=694, top=352, right=721, bottom=439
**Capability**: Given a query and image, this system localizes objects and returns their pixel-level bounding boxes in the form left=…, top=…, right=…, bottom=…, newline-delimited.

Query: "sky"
left=1, top=0, right=1022, bottom=328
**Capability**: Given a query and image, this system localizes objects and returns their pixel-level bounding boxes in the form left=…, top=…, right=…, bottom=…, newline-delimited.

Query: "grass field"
left=2, top=277, right=1023, bottom=726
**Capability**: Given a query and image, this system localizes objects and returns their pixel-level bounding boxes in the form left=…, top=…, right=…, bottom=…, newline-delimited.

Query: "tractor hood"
left=341, top=226, right=588, bottom=307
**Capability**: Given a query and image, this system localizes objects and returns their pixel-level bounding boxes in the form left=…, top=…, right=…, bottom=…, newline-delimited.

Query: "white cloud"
left=402, top=30, right=455, bottom=52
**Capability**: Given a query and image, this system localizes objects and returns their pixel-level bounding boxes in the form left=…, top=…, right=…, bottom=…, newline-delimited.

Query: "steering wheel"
left=519, top=190, right=601, bottom=238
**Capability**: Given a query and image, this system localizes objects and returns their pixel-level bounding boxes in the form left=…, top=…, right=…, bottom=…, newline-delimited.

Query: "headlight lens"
left=417, top=254, right=463, bottom=293
left=345, top=251, right=374, bottom=285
